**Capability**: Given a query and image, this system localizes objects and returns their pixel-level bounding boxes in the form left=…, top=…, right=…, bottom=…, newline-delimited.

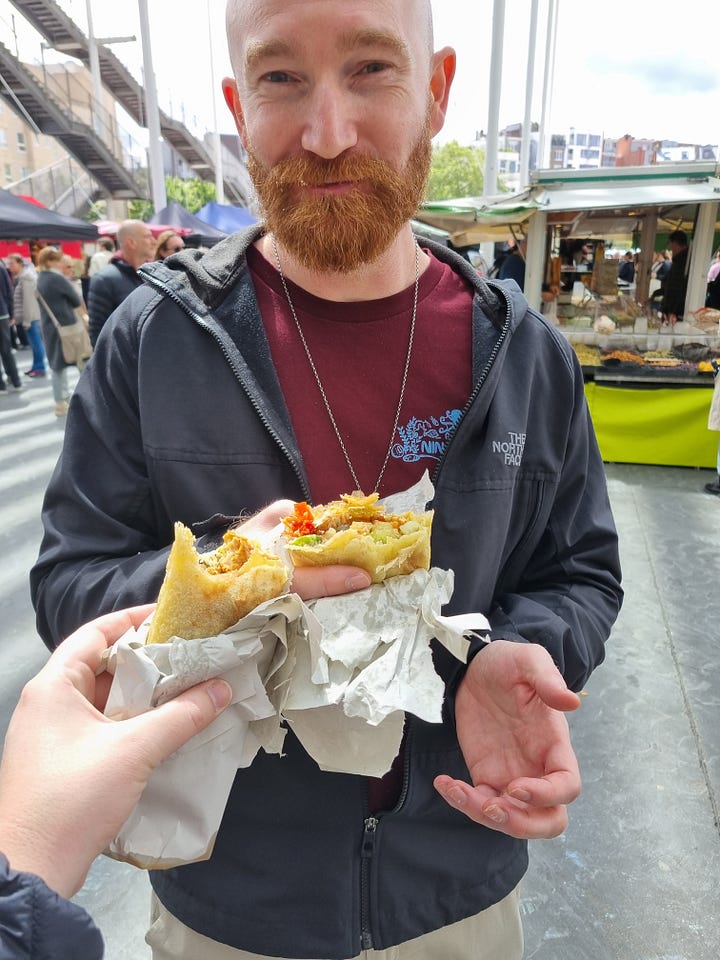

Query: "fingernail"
left=346, top=573, right=372, bottom=591
left=207, top=680, right=232, bottom=711
left=510, top=788, right=531, bottom=802
left=483, top=805, right=508, bottom=824
left=446, top=787, right=466, bottom=807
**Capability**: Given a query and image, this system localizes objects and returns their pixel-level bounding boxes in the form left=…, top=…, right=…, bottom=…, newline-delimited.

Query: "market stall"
left=415, top=163, right=720, bottom=468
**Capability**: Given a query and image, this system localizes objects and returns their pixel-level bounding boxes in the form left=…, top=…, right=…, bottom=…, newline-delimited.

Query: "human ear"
left=222, top=77, right=248, bottom=148
left=428, top=46, right=456, bottom=137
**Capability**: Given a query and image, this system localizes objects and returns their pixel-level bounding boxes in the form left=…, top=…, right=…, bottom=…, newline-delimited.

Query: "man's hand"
left=0, top=607, right=233, bottom=898
left=239, top=500, right=372, bottom=598
left=434, top=640, right=581, bottom=839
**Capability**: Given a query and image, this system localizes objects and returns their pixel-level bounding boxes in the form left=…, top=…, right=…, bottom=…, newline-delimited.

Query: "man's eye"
left=361, top=62, right=387, bottom=75
left=264, top=71, right=291, bottom=83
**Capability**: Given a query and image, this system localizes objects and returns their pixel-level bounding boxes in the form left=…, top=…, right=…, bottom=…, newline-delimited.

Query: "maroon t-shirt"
left=248, top=244, right=474, bottom=808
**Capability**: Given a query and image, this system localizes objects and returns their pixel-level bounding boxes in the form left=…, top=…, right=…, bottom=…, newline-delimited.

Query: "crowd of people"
left=0, top=222, right=187, bottom=415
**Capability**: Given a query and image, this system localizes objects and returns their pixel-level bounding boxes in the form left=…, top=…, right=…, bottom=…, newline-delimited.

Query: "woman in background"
left=154, top=230, right=185, bottom=261
left=36, top=246, right=82, bottom=417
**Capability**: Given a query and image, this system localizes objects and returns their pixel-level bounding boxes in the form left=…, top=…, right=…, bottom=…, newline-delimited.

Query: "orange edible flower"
left=283, top=501, right=317, bottom=538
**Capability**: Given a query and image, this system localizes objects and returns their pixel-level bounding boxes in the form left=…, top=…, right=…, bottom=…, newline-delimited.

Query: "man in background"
left=6, top=254, right=47, bottom=378
left=87, top=220, right=154, bottom=345
left=87, top=236, right=115, bottom=278
left=660, top=229, right=689, bottom=322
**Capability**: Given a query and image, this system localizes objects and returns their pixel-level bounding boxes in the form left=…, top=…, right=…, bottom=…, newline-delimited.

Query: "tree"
left=127, top=175, right=217, bottom=220
left=425, top=141, right=485, bottom=201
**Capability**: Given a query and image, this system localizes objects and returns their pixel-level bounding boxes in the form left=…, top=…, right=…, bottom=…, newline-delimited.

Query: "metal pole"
left=483, top=0, right=505, bottom=199
left=537, top=0, right=557, bottom=172
left=207, top=0, right=225, bottom=204
left=85, top=0, right=104, bottom=139
left=138, top=0, right=166, bottom=212
left=520, top=0, right=539, bottom=188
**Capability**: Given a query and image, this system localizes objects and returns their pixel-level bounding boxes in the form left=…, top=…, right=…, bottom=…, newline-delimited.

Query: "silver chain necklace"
left=272, top=235, right=419, bottom=493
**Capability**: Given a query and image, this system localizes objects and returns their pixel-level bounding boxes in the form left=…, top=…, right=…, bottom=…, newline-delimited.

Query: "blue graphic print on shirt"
left=391, top=409, right=463, bottom=464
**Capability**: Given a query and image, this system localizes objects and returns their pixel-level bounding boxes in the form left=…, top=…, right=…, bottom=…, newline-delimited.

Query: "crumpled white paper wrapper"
left=102, top=473, right=490, bottom=869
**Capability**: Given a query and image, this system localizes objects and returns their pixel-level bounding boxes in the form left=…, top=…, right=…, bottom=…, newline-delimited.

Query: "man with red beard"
left=31, top=1, right=622, bottom=958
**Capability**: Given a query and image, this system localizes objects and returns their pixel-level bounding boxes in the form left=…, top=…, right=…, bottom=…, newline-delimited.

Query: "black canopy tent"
left=0, top=189, right=99, bottom=241
left=148, top=202, right=227, bottom=247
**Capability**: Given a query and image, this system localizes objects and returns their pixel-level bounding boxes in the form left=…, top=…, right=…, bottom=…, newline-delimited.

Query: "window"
left=16, top=132, right=26, bottom=152
left=589, top=134, right=601, bottom=147
left=20, top=165, right=29, bottom=178
left=4, top=163, right=12, bottom=183
left=0, top=128, right=6, bottom=148
left=576, top=133, right=587, bottom=146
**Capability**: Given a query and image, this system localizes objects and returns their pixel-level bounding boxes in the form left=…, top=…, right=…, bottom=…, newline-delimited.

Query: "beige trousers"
left=146, top=886, right=523, bottom=960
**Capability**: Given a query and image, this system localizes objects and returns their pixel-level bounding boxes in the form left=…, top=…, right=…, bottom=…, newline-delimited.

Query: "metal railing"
left=33, top=56, right=145, bottom=176
left=7, top=156, right=99, bottom=215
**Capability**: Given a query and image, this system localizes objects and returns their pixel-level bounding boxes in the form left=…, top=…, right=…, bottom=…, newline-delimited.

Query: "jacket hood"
left=139, top=224, right=529, bottom=338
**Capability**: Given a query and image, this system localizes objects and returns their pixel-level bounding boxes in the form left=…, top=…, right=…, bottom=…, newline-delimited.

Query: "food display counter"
left=558, top=307, right=719, bottom=469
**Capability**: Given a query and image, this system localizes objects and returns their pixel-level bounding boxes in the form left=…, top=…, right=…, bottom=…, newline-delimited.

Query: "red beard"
left=247, top=131, right=431, bottom=273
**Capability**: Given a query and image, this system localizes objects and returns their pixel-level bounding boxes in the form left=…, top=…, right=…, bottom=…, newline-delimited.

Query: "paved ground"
left=2, top=382, right=717, bottom=958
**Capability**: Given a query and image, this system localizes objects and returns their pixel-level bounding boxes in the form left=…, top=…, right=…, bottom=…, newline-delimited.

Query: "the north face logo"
left=492, top=431, right=526, bottom=466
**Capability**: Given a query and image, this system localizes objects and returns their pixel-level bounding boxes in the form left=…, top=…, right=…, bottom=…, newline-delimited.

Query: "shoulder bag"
left=36, top=289, right=93, bottom=367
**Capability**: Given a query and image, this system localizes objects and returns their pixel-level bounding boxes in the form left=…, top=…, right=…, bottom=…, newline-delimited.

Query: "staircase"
left=0, top=39, right=142, bottom=197
left=8, top=0, right=250, bottom=204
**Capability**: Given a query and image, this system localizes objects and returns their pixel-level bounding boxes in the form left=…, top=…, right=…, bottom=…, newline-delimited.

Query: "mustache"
left=263, top=154, right=404, bottom=191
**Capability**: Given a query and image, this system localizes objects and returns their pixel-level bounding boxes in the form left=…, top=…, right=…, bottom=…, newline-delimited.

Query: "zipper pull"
left=361, top=816, right=378, bottom=857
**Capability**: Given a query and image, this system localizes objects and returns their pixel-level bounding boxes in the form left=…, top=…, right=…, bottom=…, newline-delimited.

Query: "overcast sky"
left=2, top=0, right=718, bottom=149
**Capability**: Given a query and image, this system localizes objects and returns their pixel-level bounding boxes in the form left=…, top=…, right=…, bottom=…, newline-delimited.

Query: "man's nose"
left=300, top=86, right=358, bottom=159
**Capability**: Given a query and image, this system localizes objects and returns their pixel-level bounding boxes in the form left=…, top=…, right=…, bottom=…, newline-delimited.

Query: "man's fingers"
left=128, top=679, right=233, bottom=767
left=291, top=565, right=372, bottom=600
left=434, top=775, right=570, bottom=839
left=506, top=768, right=581, bottom=808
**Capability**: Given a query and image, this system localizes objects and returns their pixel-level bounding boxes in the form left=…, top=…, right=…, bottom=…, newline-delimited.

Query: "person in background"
left=36, top=246, right=82, bottom=417
left=704, top=360, right=720, bottom=496
left=87, top=236, right=115, bottom=278
left=705, top=250, right=720, bottom=309
left=617, top=251, right=635, bottom=284
left=31, top=1, right=623, bottom=957
left=498, top=238, right=527, bottom=288
left=0, top=606, right=232, bottom=960
left=0, top=260, right=23, bottom=397
left=5, top=253, right=47, bottom=378
left=87, top=220, right=154, bottom=346
left=660, top=230, right=689, bottom=322
left=154, top=230, right=186, bottom=260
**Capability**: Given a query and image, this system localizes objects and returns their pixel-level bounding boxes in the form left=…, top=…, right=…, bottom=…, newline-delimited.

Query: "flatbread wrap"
left=146, top=522, right=290, bottom=644
left=282, top=491, right=432, bottom=583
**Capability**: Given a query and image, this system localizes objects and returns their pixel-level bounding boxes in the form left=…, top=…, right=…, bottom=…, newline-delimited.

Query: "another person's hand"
left=239, top=500, right=372, bottom=598
left=434, top=640, right=581, bottom=839
left=0, top=607, right=232, bottom=898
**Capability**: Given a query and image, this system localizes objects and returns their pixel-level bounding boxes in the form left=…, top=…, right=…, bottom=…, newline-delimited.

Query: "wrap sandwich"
left=282, top=491, right=433, bottom=583
left=146, top=522, right=290, bottom=645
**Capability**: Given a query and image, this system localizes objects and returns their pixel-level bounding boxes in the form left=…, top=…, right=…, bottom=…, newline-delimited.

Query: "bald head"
left=117, top=220, right=155, bottom=269
left=226, top=0, right=434, bottom=80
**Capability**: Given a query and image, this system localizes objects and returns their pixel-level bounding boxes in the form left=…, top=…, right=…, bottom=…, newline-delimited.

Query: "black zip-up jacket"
left=86, top=255, right=143, bottom=346
left=30, top=228, right=622, bottom=958
left=0, top=856, right=103, bottom=959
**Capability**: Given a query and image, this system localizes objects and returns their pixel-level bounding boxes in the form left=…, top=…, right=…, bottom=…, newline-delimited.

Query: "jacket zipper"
left=359, top=717, right=415, bottom=950
left=431, top=284, right=512, bottom=488
left=139, top=272, right=311, bottom=501
left=359, top=815, right=378, bottom=950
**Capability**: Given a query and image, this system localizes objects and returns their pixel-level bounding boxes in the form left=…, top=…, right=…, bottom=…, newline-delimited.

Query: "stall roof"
left=414, top=162, right=720, bottom=245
